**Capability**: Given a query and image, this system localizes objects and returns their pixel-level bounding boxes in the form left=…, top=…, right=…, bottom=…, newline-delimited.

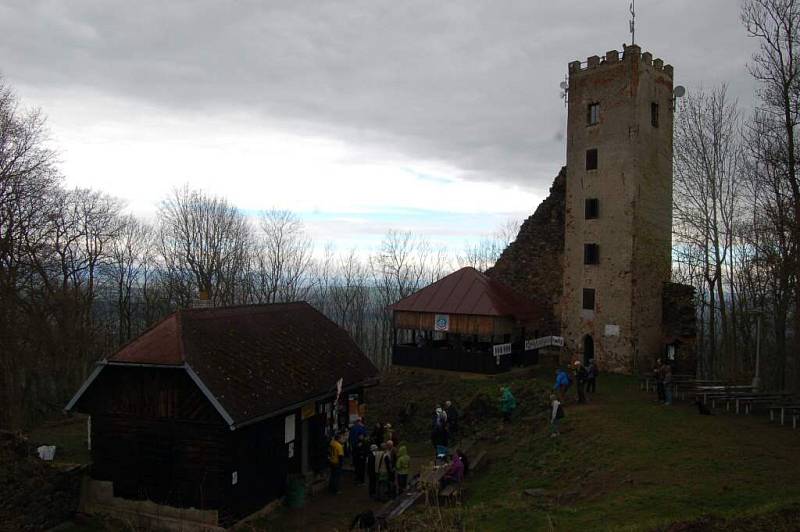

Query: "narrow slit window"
left=584, top=243, right=600, bottom=265
left=587, top=103, right=599, bottom=125
left=582, top=288, right=596, bottom=310
left=585, top=198, right=599, bottom=219
left=651, top=102, right=659, bottom=127
left=586, top=149, right=598, bottom=170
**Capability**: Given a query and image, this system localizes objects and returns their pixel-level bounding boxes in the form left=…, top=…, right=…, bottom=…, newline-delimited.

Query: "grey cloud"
left=0, top=0, right=756, bottom=189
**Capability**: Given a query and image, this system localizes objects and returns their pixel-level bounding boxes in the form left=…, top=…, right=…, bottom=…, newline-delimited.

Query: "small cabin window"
left=587, top=102, right=600, bottom=125
left=585, top=198, right=599, bottom=219
left=582, top=288, right=596, bottom=310
left=584, top=243, right=600, bottom=265
left=651, top=102, right=659, bottom=127
left=586, top=149, right=598, bottom=170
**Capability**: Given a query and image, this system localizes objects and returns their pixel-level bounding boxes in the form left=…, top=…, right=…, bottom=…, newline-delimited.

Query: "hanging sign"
left=524, top=336, right=564, bottom=351
left=492, top=342, right=512, bottom=365
left=434, top=314, right=450, bottom=332
left=284, top=414, right=296, bottom=443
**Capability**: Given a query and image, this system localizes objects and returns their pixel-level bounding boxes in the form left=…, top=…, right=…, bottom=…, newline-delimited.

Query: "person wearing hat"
left=366, top=443, right=379, bottom=499
left=573, top=360, right=588, bottom=404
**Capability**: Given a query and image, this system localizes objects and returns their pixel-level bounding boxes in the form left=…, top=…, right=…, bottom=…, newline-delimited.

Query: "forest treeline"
left=3, top=0, right=800, bottom=427
left=0, top=76, right=511, bottom=426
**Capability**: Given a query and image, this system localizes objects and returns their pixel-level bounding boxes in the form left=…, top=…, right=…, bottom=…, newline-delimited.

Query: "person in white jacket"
left=550, top=394, right=564, bottom=437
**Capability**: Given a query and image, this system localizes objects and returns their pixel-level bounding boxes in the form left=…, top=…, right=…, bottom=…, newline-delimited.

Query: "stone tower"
left=560, top=45, right=674, bottom=372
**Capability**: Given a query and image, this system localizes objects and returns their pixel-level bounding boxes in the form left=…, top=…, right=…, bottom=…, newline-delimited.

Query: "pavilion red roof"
left=389, top=267, right=540, bottom=321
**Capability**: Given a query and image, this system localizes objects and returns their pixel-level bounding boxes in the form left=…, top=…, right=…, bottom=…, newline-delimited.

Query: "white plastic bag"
left=37, top=445, right=56, bottom=461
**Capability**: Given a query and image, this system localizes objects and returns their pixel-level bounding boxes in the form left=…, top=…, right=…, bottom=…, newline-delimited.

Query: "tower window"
left=651, top=102, right=659, bottom=127
left=582, top=288, right=596, bottom=310
left=587, top=102, right=600, bottom=125
left=586, top=149, right=598, bottom=170
left=584, top=243, right=600, bottom=265
left=585, top=198, right=599, bottom=219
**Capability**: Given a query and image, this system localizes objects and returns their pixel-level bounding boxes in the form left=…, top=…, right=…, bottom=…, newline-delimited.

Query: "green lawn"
left=37, top=370, right=800, bottom=531
left=458, top=373, right=800, bottom=531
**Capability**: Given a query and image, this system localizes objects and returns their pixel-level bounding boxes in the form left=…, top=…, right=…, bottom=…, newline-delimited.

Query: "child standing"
left=550, top=394, right=564, bottom=437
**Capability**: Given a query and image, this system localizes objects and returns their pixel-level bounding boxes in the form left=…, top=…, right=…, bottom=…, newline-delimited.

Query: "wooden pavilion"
left=389, top=267, right=542, bottom=373
left=65, top=302, right=378, bottom=528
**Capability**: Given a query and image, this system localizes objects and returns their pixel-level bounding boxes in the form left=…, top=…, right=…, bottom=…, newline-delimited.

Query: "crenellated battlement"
left=568, top=44, right=673, bottom=78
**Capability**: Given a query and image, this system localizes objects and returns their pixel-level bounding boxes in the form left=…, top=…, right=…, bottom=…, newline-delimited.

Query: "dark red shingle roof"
left=106, top=302, right=378, bottom=426
left=389, top=266, right=540, bottom=320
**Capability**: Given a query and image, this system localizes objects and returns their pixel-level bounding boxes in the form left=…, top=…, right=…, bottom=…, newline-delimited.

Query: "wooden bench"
left=439, top=483, right=461, bottom=505
left=375, top=489, right=424, bottom=528
left=471, top=450, right=488, bottom=472
left=769, top=404, right=800, bottom=425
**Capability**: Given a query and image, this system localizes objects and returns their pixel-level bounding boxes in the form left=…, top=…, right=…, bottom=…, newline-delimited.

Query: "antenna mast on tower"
left=629, top=0, right=636, bottom=45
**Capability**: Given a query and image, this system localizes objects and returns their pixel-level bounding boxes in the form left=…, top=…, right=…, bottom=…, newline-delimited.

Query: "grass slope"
left=455, top=372, right=800, bottom=531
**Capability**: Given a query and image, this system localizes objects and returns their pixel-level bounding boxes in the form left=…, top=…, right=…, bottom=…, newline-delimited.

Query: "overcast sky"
left=0, top=0, right=757, bottom=253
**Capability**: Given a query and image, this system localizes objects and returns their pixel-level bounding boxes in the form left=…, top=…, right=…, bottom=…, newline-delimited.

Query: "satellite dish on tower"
left=673, top=85, right=686, bottom=98
left=560, top=81, right=568, bottom=90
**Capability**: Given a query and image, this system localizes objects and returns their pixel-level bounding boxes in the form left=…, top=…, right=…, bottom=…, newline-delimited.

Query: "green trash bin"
left=286, top=476, right=305, bottom=509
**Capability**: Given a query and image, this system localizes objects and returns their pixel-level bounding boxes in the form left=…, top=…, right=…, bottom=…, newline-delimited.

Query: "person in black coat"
left=366, top=444, right=378, bottom=499
left=445, top=400, right=458, bottom=437
left=353, top=433, right=368, bottom=485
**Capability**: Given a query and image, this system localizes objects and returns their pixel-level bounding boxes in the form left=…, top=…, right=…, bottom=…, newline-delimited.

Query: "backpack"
left=555, top=404, right=565, bottom=419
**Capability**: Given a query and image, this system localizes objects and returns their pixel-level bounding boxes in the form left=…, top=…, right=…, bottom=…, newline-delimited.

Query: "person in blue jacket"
left=554, top=367, right=571, bottom=402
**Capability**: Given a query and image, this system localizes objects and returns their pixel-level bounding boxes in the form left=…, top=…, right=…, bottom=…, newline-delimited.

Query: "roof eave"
left=230, top=377, right=380, bottom=431
left=64, top=361, right=106, bottom=412
left=184, top=362, right=237, bottom=430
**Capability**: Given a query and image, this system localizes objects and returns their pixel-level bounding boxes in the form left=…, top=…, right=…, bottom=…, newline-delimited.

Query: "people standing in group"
left=395, top=445, right=411, bottom=493
left=586, top=359, right=598, bottom=393
left=431, top=406, right=449, bottom=451
left=375, top=442, right=394, bottom=501
left=353, top=432, right=368, bottom=486
left=328, top=432, right=345, bottom=494
left=554, top=367, right=571, bottom=401
left=663, top=362, right=673, bottom=406
left=653, top=358, right=665, bottom=403
left=385, top=423, right=399, bottom=446
left=550, top=394, right=564, bottom=437
left=349, top=418, right=367, bottom=464
left=500, top=386, right=517, bottom=422
left=370, top=422, right=385, bottom=447
left=445, top=400, right=458, bottom=438
left=367, top=444, right=378, bottom=499
left=574, top=360, right=588, bottom=404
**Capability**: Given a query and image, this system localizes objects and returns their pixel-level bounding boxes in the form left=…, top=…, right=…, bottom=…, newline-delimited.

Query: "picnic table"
left=695, top=385, right=754, bottom=405
left=419, top=465, right=448, bottom=505
left=768, top=403, right=800, bottom=427
left=736, top=393, right=796, bottom=415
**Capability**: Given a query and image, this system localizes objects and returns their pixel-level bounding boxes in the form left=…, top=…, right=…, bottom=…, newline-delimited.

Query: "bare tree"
left=158, top=186, right=252, bottom=307
left=742, top=0, right=800, bottom=388
left=254, top=209, right=314, bottom=303
left=673, top=85, right=744, bottom=377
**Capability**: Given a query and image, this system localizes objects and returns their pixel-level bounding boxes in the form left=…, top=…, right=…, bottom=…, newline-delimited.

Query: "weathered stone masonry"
left=488, top=45, right=696, bottom=375
left=486, top=167, right=565, bottom=336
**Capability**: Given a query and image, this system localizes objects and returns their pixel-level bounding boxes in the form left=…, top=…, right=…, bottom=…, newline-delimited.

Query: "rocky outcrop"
left=486, top=167, right=566, bottom=334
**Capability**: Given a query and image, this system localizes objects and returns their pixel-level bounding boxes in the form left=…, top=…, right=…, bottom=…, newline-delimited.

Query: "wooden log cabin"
left=65, top=302, right=379, bottom=528
left=390, top=267, right=542, bottom=373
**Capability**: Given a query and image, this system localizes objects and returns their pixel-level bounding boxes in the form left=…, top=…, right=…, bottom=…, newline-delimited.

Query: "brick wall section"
left=662, top=281, right=697, bottom=374
left=485, top=167, right=566, bottom=335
